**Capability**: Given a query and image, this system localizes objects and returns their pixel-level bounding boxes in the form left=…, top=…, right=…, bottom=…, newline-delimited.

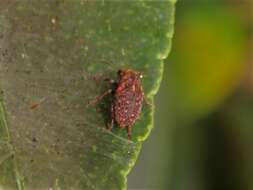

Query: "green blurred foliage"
left=168, top=2, right=250, bottom=118
left=129, top=1, right=251, bottom=190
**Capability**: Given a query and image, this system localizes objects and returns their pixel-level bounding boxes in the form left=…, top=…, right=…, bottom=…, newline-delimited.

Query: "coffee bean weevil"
left=88, top=69, right=149, bottom=139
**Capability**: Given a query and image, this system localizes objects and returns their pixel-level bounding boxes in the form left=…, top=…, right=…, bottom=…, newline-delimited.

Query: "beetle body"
left=111, top=69, right=144, bottom=138
left=88, top=68, right=145, bottom=139
left=113, top=69, right=144, bottom=130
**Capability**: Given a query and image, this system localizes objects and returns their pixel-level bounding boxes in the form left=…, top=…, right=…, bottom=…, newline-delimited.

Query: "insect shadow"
left=86, top=77, right=116, bottom=132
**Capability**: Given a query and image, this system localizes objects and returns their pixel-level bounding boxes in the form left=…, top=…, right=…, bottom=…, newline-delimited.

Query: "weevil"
left=88, top=69, right=147, bottom=139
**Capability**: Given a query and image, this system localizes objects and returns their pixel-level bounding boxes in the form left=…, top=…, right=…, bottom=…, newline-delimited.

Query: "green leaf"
left=0, top=1, right=176, bottom=189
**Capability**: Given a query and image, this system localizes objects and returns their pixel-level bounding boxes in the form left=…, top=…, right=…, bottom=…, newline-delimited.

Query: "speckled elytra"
left=88, top=69, right=148, bottom=139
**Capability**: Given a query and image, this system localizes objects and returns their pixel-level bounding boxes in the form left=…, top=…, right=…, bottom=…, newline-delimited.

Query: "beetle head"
left=118, top=69, right=143, bottom=80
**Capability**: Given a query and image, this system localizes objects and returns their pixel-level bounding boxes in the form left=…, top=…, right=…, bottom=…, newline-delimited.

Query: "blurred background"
left=129, top=0, right=252, bottom=190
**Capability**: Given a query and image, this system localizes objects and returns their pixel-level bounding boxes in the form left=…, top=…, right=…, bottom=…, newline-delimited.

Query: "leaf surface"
left=0, top=1, right=176, bottom=189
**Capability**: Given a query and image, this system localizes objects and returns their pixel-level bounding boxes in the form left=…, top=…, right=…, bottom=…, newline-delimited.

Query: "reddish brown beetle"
left=88, top=68, right=147, bottom=139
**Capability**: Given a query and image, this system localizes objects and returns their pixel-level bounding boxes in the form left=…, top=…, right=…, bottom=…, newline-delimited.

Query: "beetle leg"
left=107, top=119, right=113, bottom=131
left=104, top=78, right=116, bottom=84
left=107, top=119, right=114, bottom=131
left=87, top=89, right=112, bottom=107
left=104, top=78, right=118, bottom=90
left=127, top=126, right=132, bottom=140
